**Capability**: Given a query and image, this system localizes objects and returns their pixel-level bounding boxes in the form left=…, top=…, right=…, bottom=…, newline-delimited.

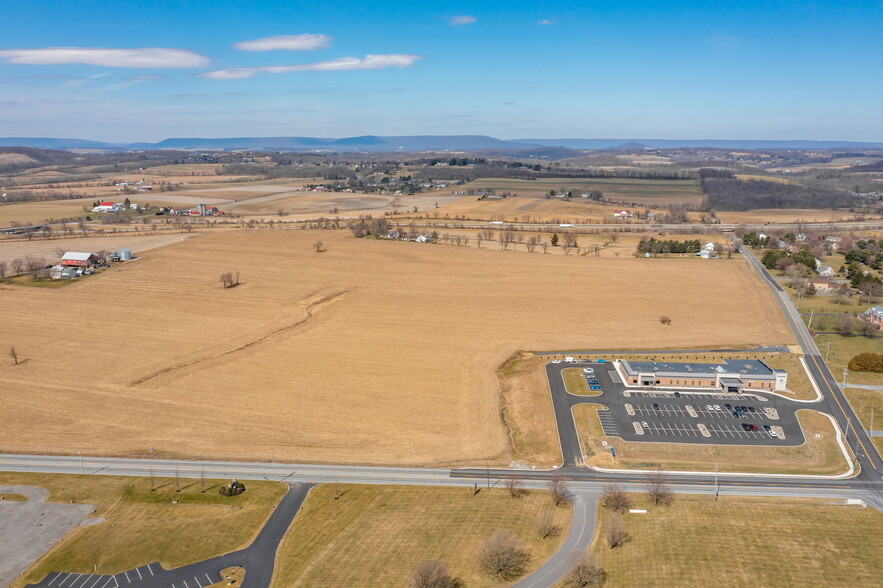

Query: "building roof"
left=97, top=202, right=115, bottom=206
left=863, top=306, right=883, bottom=319
left=620, top=358, right=776, bottom=379
left=61, top=251, right=94, bottom=261
left=719, top=377, right=743, bottom=387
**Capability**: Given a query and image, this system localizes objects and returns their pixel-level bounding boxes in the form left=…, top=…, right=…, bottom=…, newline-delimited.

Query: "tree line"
left=701, top=177, right=858, bottom=211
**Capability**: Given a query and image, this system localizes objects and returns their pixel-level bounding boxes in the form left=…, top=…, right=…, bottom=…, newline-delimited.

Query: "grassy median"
left=588, top=494, right=883, bottom=587
left=271, top=484, right=572, bottom=587
left=0, top=473, right=285, bottom=585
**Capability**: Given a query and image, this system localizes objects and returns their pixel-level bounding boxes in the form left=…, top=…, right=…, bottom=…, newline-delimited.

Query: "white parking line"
left=48, top=573, right=62, bottom=586
left=77, top=575, right=95, bottom=588
left=204, top=574, right=212, bottom=585
left=183, top=580, right=189, bottom=588
left=147, top=565, right=154, bottom=577
left=58, top=573, right=75, bottom=587
left=99, top=577, right=113, bottom=588
left=124, top=572, right=130, bottom=584
left=89, top=575, right=103, bottom=588
left=194, top=576, right=203, bottom=588
left=135, top=568, right=142, bottom=580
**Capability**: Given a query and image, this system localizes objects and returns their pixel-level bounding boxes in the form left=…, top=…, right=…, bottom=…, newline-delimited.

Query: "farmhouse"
left=60, top=252, right=97, bottom=267
left=859, top=306, right=883, bottom=328
left=616, top=358, right=788, bottom=393
left=613, top=209, right=634, bottom=218
left=49, top=265, right=79, bottom=280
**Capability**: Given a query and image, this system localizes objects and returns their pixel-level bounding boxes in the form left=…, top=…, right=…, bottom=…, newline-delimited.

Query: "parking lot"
left=553, top=360, right=805, bottom=447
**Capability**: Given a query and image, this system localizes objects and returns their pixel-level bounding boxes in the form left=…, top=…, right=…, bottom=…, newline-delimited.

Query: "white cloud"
left=0, top=47, right=210, bottom=68
left=233, top=34, right=332, bottom=52
left=1, top=98, right=94, bottom=105
left=449, top=15, right=476, bottom=26
left=200, top=54, right=422, bottom=80
left=127, top=74, right=166, bottom=81
left=537, top=19, right=556, bottom=25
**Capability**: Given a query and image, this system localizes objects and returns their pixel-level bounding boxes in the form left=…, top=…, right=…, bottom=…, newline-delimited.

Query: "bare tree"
left=562, top=232, right=578, bottom=254
left=23, top=254, right=45, bottom=279
left=548, top=474, right=569, bottom=506
left=862, top=320, right=879, bottom=338
left=8, top=346, right=19, bottom=366
left=53, top=246, right=66, bottom=258
left=476, top=530, right=530, bottom=580
left=408, top=559, right=456, bottom=588
left=220, top=272, right=240, bottom=289
left=535, top=509, right=560, bottom=539
left=660, top=316, right=672, bottom=325
left=0, top=261, right=7, bottom=280
left=605, top=513, right=627, bottom=549
left=836, top=314, right=855, bottom=336
left=646, top=469, right=673, bottom=505
left=564, top=554, right=605, bottom=587
left=540, top=241, right=548, bottom=254
left=10, top=258, right=23, bottom=275
left=313, top=240, right=324, bottom=253
left=525, top=235, right=539, bottom=253
left=600, top=485, right=632, bottom=513
left=476, top=232, right=484, bottom=248
left=505, top=476, right=522, bottom=498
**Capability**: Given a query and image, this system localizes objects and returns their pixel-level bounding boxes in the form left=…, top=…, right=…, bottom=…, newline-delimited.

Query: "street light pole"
left=78, top=448, right=84, bottom=475
left=842, top=368, right=848, bottom=391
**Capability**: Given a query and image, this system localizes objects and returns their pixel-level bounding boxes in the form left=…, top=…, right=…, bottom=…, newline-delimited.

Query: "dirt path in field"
left=131, top=286, right=355, bottom=386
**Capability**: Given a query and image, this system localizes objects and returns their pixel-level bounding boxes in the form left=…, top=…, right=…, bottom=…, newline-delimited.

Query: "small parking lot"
left=553, top=360, right=804, bottom=447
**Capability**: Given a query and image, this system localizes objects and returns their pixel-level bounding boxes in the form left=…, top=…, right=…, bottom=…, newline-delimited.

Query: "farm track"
left=130, top=286, right=355, bottom=386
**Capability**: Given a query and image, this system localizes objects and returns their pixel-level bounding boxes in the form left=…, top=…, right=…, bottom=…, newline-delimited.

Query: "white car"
left=641, top=421, right=649, bottom=428
left=713, top=405, right=721, bottom=411
left=706, top=404, right=715, bottom=411
left=552, top=360, right=562, bottom=364
left=769, top=430, right=778, bottom=438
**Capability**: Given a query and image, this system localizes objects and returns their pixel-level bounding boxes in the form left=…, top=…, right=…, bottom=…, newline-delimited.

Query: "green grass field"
left=815, top=333, right=883, bottom=386
left=0, top=473, right=285, bottom=586
left=590, top=494, right=883, bottom=587
left=271, top=484, right=572, bottom=587
left=562, top=367, right=599, bottom=396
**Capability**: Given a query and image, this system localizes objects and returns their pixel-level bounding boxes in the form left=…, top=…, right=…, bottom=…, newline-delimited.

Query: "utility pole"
left=844, top=416, right=851, bottom=444
left=486, top=462, right=490, bottom=489
left=842, top=368, right=848, bottom=391
left=714, top=464, right=719, bottom=501
left=826, top=340, right=831, bottom=363
left=870, top=408, right=874, bottom=437
left=78, top=448, right=84, bottom=476
left=272, top=451, right=277, bottom=482
left=807, top=309, right=814, bottom=330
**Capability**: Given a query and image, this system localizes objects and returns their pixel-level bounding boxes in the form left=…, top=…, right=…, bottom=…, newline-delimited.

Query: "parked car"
left=653, top=403, right=660, bottom=410
left=741, top=423, right=751, bottom=431
left=763, top=425, right=772, bottom=431
left=724, top=403, right=732, bottom=410
left=706, top=404, right=715, bottom=411
left=674, top=392, right=681, bottom=398
left=713, top=405, right=721, bottom=411
left=641, top=421, right=649, bottom=428
left=590, top=385, right=601, bottom=390
left=769, top=429, right=778, bottom=438
left=747, top=406, right=756, bottom=413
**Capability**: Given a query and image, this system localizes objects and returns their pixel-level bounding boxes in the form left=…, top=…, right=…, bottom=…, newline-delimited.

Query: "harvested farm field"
left=0, top=229, right=793, bottom=465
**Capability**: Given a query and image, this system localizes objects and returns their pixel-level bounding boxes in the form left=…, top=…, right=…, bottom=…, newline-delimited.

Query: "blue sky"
left=0, top=0, right=880, bottom=142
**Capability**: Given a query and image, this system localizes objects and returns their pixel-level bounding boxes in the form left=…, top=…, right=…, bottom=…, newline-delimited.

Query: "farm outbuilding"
left=49, top=265, right=79, bottom=280
left=61, top=252, right=97, bottom=267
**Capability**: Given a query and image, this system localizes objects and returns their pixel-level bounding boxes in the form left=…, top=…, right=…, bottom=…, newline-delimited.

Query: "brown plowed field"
left=0, top=230, right=793, bottom=465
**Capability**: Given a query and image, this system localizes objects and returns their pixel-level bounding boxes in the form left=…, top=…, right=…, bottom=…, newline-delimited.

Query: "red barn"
left=61, top=252, right=97, bottom=267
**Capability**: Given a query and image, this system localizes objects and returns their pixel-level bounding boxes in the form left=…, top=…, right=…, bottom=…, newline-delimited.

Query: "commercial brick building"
left=616, top=358, right=787, bottom=393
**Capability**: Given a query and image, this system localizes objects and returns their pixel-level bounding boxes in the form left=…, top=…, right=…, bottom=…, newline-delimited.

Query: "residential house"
left=859, top=306, right=883, bottom=328
left=807, top=277, right=835, bottom=293
left=825, top=236, right=842, bottom=251
left=613, top=209, right=633, bottom=218
left=816, top=265, right=834, bottom=278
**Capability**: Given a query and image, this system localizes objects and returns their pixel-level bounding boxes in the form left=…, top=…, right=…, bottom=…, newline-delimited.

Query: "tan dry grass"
left=0, top=230, right=793, bottom=465
left=590, top=494, right=883, bottom=587
left=0, top=232, right=197, bottom=268
left=271, top=484, right=571, bottom=587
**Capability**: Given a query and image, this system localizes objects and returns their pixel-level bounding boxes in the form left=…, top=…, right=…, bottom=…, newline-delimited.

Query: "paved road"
left=513, top=491, right=599, bottom=588
left=24, top=483, right=312, bottom=588
left=738, top=243, right=883, bottom=479
left=1, top=486, right=94, bottom=587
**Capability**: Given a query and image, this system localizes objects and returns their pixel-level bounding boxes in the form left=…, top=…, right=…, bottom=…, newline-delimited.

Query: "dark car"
left=674, top=392, right=681, bottom=398
left=763, top=424, right=772, bottom=431
left=653, top=403, right=660, bottom=410
left=724, top=403, right=732, bottom=410
left=747, top=406, right=756, bottom=413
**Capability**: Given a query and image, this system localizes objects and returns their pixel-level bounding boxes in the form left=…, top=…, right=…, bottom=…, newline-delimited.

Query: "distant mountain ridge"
left=1, top=135, right=882, bottom=152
